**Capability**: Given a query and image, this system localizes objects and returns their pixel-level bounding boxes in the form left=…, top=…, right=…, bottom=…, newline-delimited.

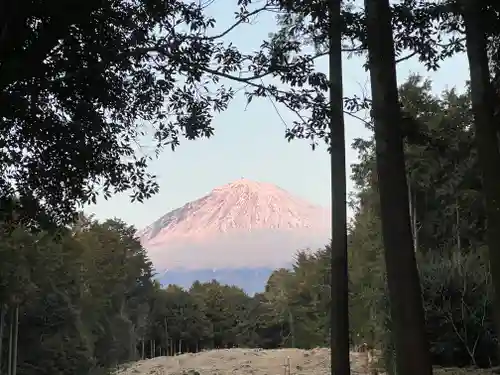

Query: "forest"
left=0, top=77, right=496, bottom=375
left=2, top=0, right=500, bottom=375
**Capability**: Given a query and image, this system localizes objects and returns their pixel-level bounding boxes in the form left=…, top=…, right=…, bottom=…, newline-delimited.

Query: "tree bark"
left=462, top=0, right=500, bottom=361
left=407, top=181, right=418, bottom=252
left=364, top=0, right=432, bottom=374
left=288, top=310, right=296, bottom=348
left=7, top=309, right=12, bottom=375
left=328, top=0, right=351, bottom=375
left=11, top=306, right=17, bottom=375
left=164, top=317, right=169, bottom=356
left=455, top=200, right=461, bottom=252
left=0, top=305, right=5, bottom=375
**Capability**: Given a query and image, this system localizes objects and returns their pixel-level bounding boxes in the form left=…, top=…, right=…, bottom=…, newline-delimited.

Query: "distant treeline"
left=0, top=215, right=496, bottom=375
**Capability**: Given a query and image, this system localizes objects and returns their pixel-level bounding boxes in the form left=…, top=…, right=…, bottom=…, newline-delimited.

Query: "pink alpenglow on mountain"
left=137, top=178, right=331, bottom=271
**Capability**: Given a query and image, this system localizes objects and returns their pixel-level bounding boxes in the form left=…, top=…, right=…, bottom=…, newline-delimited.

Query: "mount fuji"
left=137, top=179, right=330, bottom=294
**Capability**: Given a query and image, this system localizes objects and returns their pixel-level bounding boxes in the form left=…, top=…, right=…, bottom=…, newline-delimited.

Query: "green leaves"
left=348, top=75, right=498, bottom=368
left=0, top=0, right=272, bottom=223
left=0, top=214, right=156, bottom=374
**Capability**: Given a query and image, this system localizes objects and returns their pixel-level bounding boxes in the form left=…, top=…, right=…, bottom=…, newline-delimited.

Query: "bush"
left=419, top=250, right=496, bottom=368
left=353, top=249, right=498, bottom=373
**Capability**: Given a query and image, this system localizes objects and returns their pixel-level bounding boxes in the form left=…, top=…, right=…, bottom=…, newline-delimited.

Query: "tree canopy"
left=0, top=0, right=305, bottom=223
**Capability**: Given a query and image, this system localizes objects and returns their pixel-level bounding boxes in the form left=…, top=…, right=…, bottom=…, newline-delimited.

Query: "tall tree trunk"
left=11, top=306, right=17, bottom=375
left=288, top=310, right=296, bottom=348
left=462, top=0, right=500, bottom=360
left=455, top=200, right=461, bottom=252
left=129, top=323, right=136, bottom=361
left=411, top=191, right=418, bottom=251
left=0, top=305, right=5, bottom=375
left=164, top=317, right=168, bottom=356
left=364, top=0, right=432, bottom=374
left=7, top=310, right=12, bottom=375
left=412, top=198, right=418, bottom=251
left=328, top=0, right=350, bottom=375
left=141, top=338, right=145, bottom=359
left=407, top=179, right=418, bottom=252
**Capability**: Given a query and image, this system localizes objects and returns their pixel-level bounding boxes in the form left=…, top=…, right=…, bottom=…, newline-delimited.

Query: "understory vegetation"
left=0, top=77, right=495, bottom=375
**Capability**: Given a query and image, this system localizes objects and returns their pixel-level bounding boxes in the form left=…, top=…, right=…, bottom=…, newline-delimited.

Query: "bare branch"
left=190, top=5, right=278, bottom=41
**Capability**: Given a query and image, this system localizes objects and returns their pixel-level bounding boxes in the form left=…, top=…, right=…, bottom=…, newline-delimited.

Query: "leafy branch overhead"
left=0, top=0, right=470, bottom=223
left=0, top=0, right=281, bottom=223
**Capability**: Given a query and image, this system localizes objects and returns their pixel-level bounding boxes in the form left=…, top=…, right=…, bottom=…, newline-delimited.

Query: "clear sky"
left=84, top=1, right=470, bottom=230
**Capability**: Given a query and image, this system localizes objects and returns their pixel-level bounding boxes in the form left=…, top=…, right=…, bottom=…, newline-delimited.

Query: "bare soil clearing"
left=114, top=348, right=496, bottom=375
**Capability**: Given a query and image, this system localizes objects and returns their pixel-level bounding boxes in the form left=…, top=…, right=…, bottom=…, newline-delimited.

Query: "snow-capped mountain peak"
left=138, top=179, right=330, bottom=271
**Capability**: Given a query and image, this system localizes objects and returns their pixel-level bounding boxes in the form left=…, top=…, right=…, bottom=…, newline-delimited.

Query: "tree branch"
left=192, top=5, right=278, bottom=41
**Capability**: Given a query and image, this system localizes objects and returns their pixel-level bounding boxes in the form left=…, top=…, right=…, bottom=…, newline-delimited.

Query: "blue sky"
left=84, top=1, right=470, bottom=230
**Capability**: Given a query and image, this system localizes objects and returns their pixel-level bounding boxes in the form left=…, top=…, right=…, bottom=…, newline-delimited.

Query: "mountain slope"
left=138, top=178, right=330, bottom=281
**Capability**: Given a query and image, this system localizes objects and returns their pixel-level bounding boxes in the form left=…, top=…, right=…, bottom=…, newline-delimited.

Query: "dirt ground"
left=114, top=348, right=496, bottom=375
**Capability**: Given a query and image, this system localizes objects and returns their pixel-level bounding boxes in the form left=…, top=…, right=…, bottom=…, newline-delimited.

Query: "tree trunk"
left=288, top=310, right=296, bottom=348
left=407, top=181, right=418, bottom=252
left=0, top=305, right=5, bottom=375
left=456, top=200, right=461, bottom=252
left=141, top=339, right=145, bottom=359
left=328, top=0, right=350, bottom=374
left=364, top=0, right=432, bottom=374
left=412, top=196, right=418, bottom=251
left=164, top=317, right=168, bottom=356
left=7, top=310, right=12, bottom=375
left=129, top=324, right=136, bottom=361
left=462, top=0, right=500, bottom=360
left=11, top=306, right=17, bottom=375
